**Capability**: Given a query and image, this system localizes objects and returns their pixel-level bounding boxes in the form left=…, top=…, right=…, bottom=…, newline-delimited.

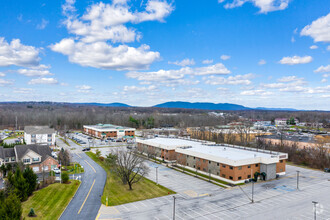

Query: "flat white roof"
left=84, top=124, right=135, bottom=131
left=137, top=137, right=288, bottom=166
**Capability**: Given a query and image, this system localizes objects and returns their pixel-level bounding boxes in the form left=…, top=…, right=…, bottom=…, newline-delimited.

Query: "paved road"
left=97, top=163, right=330, bottom=220
left=57, top=138, right=107, bottom=220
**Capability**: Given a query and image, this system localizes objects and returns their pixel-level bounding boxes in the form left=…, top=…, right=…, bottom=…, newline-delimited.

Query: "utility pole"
left=15, top=116, right=18, bottom=130
left=173, top=196, right=176, bottom=220
left=296, top=171, right=300, bottom=190
left=156, top=166, right=158, bottom=185
left=312, top=201, right=318, bottom=220
left=251, top=181, right=254, bottom=203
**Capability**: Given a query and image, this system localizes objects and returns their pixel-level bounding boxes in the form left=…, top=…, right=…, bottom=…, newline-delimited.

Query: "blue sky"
left=0, top=0, right=329, bottom=110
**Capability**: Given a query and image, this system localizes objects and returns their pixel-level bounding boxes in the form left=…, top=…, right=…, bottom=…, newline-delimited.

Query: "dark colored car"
left=324, top=168, right=330, bottom=173
left=82, top=148, right=90, bottom=151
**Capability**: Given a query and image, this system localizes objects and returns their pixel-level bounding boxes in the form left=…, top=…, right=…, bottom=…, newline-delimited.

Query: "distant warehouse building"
left=83, top=124, right=135, bottom=139
left=137, top=137, right=287, bottom=184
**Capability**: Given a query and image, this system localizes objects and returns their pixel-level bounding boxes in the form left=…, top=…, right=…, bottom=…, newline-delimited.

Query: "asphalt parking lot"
left=97, top=163, right=330, bottom=220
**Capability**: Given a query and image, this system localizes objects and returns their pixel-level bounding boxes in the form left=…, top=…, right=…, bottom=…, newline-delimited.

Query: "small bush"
left=28, top=208, right=35, bottom=217
left=99, top=156, right=104, bottom=161
left=61, top=172, right=69, bottom=183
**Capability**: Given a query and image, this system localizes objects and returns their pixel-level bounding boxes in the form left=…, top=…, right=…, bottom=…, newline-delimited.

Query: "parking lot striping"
left=84, top=160, right=96, bottom=173
left=78, top=179, right=96, bottom=214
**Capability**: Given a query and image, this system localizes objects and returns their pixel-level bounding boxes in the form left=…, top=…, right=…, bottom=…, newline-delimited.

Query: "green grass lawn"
left=62, top=163, right=85, bottom=174
left=59, top=137, right=70, bottom=146
left=86, top=152, right=175, bottom=206
left=22, top=180, right=80, bottom=220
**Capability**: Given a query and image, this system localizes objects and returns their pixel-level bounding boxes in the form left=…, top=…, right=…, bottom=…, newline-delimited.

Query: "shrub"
left=28, top=208, right=35, bottom=217
left=99, top=156, right=104, bottom=161
left=61, top=172, right=69, bottom=183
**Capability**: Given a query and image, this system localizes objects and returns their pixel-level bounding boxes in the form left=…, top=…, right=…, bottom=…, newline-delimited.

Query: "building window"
left=238, top=176, right=242, bottom=180
left=222, top=165, right=226, bottom=168
left=33, top=158, right=39, bottom=162
left=166, top=150, right=168, bottom=152
left=217, top=163, right=220, bottom=166
left=280, top=160, right=283, bottom=163
left=23, top=158, right=30, bottom=163
left=48, top=134, right=52, bottom=137
left=255, top=164, right=259, bottom=167
left=280, top=169, right=283, bottom=172
left=198, top=167, right=200, bottom=170
left=238, top=166, right=242, bottom=170
left=209, top=161, right=211, bottom=164
left=5, top=158, right=9, bottom=162
left=187, top=163, right=189, bottom=166
left=203, top=159, right=206, bottom=163
left=193, top=157, right=195, bottom=160
left=222, top=174, right=225, bottom=178
left=48, top=139, right=52, bottom=142
left=248, top=175, right=251, bottom=178
left=229, top=176, right=233, bottom=180
left=193, top=165, right=195, bottom=168
left=187, top=155, right=189, bottom=158
left=248, top=165, right=251, bottom=168
left=230, top=166, right=233, bottom=170
left=203, top=168, right=206, bottom=172
left=31, top=134, right=36, bottom=138
left=11, top=157, right=15, bottom=161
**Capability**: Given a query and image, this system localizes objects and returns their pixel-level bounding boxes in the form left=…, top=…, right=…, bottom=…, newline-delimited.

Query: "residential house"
left=24, top=126, right=56, bottom=147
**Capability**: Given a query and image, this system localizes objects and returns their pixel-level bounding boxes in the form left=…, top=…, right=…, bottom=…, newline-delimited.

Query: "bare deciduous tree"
left=114, top=149, right=150, bottom=190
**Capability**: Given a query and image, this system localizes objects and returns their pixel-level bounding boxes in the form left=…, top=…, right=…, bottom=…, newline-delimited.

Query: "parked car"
left=82, top=148, right=90, bottom=151
left=52, top=168, right=61, bottom=174
left=324, top=168, right=330, bottom=173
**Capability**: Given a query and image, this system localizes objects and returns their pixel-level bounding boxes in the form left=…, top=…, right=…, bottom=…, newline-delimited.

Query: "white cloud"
left=314, top=65, right=330, bottom=73
left=279, top=55, right=313, bottom=65
left=323, top=74, right=329, bottom=78
left=36, top=18, right=49, bottom=30
left=0, top=72, right=5, bottom=77
left=76, top=85, right=93, bottom=93
left=13, top=88, right=34, bottom=94
left=50, top=39, right=160, bottom=70
left=220, top=55, right=231, bottom=60
left=327, top=45, right=330, bottom=51
left=310, top=45, right=318, bottom=49
left=202, top=59, right=213, bottom=64
left=28, top=77, right=58, bottom=85
left=241, top=89, right=273, bottom=96
left=17, top=65, right=53, bottom=77
left=123, top=85, right=157, bottom=93
left=301, top=13, right=330, bottom=43
left=205, top=73, right=254, bottom=85
left=0, top=37, right=40, bottom=67
left=52, top=0, right=173, bottom=70
left=321, top=78, right=327, bottom=83
left=0, top=78, right=13, bottom=86
left=168, top=58, right=195, bottom=67
left=258, top=59, right=266, bottom=65
left=220, top=0, right=290, bottom=13
left=277, top=76, right=302, bottom=82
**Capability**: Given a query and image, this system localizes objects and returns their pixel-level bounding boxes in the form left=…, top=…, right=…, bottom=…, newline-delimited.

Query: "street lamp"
left=312, top=201, right=318, bottom=220
left=173, top=196, right=176, bottom=220
left=155, top=166, right=158, bottom=185
left=296, top=171, right=300, bottom=190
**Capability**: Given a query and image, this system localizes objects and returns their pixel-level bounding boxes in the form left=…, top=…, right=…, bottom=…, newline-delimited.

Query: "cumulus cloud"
left=220, top=55, right=230, bottom=60
left=50, top=39, right=160, bottom=70
left=321, top=78, right=327, bottom=83
left=241, top=89, right=273, bottom=96
left=0, top=78, right=13, bottom=86
left=0, top=37, right=40, bottom=67
left=202, top=59, right=213, bottom=64
left=314, top=65, right=330, bottom=73
left=123, top=85, right=157, bottom=93
left=279, top=55, right=313, bottom=65
left=204, top=73, right=254, bottom=85
left=310, top=45, right=318, bottom=50
left=0, top=72, right=5, bottom=77
left=258, top=59, right=266, bottom=65
left=76, top=85, right=93, bottom=93
left=301, top=13, right=330, bottom=42
left=28, top=77, right=58, bottom=85
left=51, top=0, right=173, bottom=70
left=168, top=58, right=195, bottom=67
left=220, top=0, right=290, bottom=13
left=17, top=65, right=53, bottom=77
left=13, top=88, right=34, bottom=94
left=277, top=76, right=302, bottom=82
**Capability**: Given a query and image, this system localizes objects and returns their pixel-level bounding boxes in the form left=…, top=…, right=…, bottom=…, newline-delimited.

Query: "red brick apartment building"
left=83, top=124, right=135, bottom=139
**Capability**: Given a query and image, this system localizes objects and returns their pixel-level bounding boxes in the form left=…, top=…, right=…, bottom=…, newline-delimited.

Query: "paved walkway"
left=97, top=164, right=330, bottom=220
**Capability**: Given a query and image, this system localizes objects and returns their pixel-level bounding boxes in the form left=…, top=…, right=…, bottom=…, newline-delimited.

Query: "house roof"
left=0, top=147, right=15, bottom=159
left=15, top=144, right=53, bottom=163
left=24, top=126, right=55, bottom=135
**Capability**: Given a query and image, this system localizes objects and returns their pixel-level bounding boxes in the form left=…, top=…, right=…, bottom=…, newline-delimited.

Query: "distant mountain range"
left=0, top=101, right=304, bottom=111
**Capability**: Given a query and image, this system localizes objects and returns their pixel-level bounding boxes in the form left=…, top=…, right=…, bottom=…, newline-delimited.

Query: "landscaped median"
left=22, top=180, right=80, bottom=219
left=86, top=152, right=175, bottom=206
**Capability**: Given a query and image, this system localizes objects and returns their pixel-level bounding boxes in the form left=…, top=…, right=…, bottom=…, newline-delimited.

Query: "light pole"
left=155, top=166, right=158, bottom=185
left=173, top=196, right=176, bottom=220
left=251, top=180, right=254, bottom=203
left=312, top=201, right=318, bottom=220
left=296, top=171, right=300, bottom=190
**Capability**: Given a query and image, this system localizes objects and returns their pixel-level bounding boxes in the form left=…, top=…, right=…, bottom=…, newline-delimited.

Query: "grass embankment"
left=59, top=137, right=70, bottom=146
left=62, top=163, right=85, bottom=174
left=22, top=180, right=80, bottom=220
left=86, top=152, right=175, bottom=206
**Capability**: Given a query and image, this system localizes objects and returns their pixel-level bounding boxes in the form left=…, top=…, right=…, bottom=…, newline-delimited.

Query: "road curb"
left=58, top=180, right=82, bottom=220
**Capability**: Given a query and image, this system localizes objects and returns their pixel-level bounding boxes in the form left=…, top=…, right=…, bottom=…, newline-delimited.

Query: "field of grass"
left=22, top=180, right=80, bottom=220
left=86, top=152, right=175, bottom=206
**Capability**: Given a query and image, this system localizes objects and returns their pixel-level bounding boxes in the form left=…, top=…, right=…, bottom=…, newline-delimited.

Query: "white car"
left=52, top=168, right=61, bottom=174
